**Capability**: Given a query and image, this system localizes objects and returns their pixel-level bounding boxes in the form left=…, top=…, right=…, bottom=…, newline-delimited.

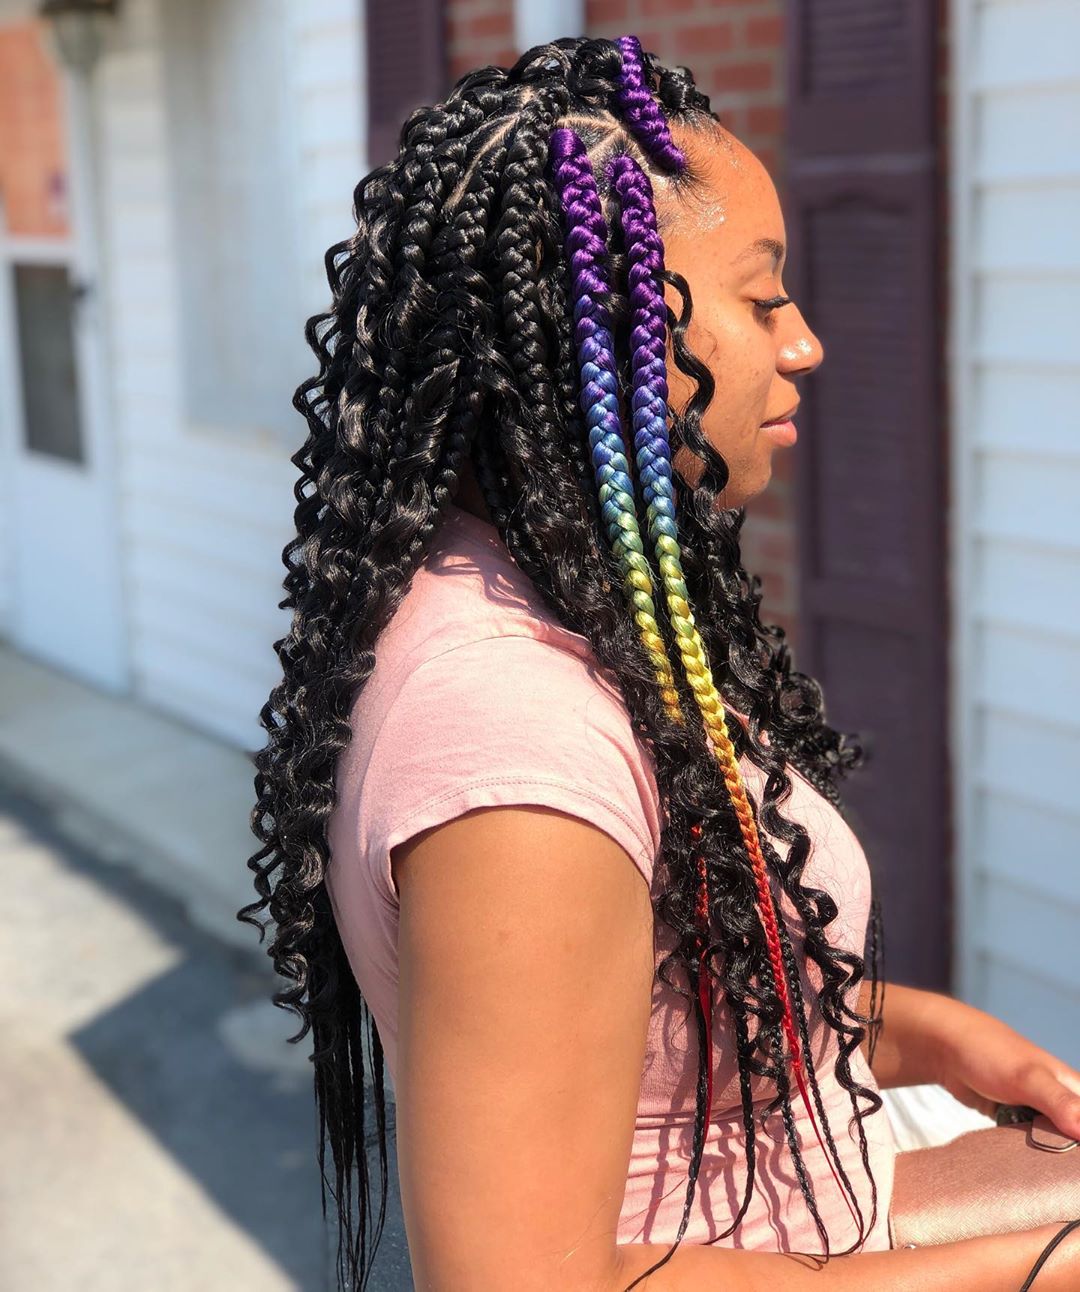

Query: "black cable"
left=1018, top=1218, right=1080, bottom=1290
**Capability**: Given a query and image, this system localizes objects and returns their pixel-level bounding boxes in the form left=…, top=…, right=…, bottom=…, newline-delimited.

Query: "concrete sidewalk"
left=0, top=642, right=266, bottom=955
left=0, top=642, right=411, bottom=1289
left=0, top=639, right=992, bottom=1291
left=0, top=782, right=412, bottom=1291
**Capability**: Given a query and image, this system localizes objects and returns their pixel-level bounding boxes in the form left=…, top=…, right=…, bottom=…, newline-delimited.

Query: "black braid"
left=239, top=36, right=888, bottom=1290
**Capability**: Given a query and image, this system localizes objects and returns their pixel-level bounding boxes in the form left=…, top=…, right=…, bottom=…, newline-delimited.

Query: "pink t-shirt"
left=326, top=502, right=897, bottom=1255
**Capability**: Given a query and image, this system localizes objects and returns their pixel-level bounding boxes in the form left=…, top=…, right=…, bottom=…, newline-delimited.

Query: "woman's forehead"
left=662, top=121, right=785, bottom=254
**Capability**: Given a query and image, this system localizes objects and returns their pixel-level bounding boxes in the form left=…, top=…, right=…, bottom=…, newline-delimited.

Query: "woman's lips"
left=761, top=418, right=797, bottom=446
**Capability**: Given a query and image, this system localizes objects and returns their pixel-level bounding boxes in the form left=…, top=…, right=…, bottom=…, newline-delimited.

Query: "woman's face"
left=656, top=121, right=824, bottom=509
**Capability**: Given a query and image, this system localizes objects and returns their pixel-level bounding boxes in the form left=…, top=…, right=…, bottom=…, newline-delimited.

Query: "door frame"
left=0, top=52, right=129, bottom=692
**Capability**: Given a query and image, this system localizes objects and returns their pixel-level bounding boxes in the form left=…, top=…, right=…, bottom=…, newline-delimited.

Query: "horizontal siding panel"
left=981, top=878, right=1080, bottom=991
left=132, top=626, right=278, bottom=722
left=132, top=424, right=295, bottom=491
left=976, top=453, right=1080, bottom=551
left=975, top=622, right=1080, bottom=726
left=975, top=181, right=1080, bottom=273
left=0, top=477, right=12, bottom=631
left=976, top=789, right=1080, bottom=908
left=130, top=589, right=285, bottom=681
left=116, top=0, right=158, bottom=48
left=107, top=295, right=173, bottom=338
left=295, top=86, right=364, bottom=152
left=113, top=397, right=182, bottom=441
left=954, top=0, right=1080, bottom=1031
left=297, top=147, right=363, bottom=203
left=298, top=210, right=356, bottom=259
left=973, top=274, right=1080, bottom=366
left=99, top=102, right=168, bottom=155
left=291, top=0, right=357, bottom=26
left=101, top=163, right=173, bottom=208
left=127, top=545, right=289, bottom=640
left=136, top=659, right=267, bottom=753
left=974, top=1, right=1079, bottom=92
left=121, top=441, right=295, bottom=537
left=979, top=954, right=1080, bottom=1068
left=972, top=366, right=1080, bottom=458
left=293, top=24, right=360, bottom=88
left=98, top=219, right=171, bottom=260
left=109, top=304, right=177, bottom=360
left=977, top=707, right=1080, bottom=809
left=123, top=494, right=292, bottom=582
left=975, top=86, right=1080, bottom=183
left=111, top=358, right=182, bottom=411
left=98, top=59, right=160, bottom=111
left=974, top=538, right=1080, bottom=640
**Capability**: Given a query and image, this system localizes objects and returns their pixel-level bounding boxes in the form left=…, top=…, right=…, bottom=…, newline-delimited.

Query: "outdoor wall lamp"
left=38, top=0, right=118, bottom=76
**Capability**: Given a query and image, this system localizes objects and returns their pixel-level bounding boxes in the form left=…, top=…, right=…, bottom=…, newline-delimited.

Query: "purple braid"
left=548, top=126, right=682, bottom=721
left=613, top=35, right=687, bottom=173
left=606, top=151, right=867, bottom=1251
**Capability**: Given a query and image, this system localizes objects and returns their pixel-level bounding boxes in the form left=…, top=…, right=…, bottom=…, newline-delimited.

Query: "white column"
left=513, top=0, right=586, bottom=56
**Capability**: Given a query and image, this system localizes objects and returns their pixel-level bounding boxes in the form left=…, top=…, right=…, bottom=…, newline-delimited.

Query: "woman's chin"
left=711, top=471, right=771, bottom=511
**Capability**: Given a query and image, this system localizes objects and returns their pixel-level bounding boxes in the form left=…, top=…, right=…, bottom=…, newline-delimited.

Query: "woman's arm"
left=857, top=979, right=953, bottom=1089
left=859, top=979, right=1080, bottom=1137
left=394, top=809, right=1080, bottom=1291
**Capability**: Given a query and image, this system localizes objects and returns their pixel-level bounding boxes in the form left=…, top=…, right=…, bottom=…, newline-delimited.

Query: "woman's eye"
left=752, top=295, right=792, bottom=321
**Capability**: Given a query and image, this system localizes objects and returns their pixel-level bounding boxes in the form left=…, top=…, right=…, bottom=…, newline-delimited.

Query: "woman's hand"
left=924, top=993, right=1080, bottom=1139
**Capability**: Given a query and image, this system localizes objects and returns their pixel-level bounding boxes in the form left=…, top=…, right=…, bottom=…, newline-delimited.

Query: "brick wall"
left=586, top=0, right=795, bottom=636
left=442, top=0, right=796, bottom=637
left=0, top=19, right=69, bottom=238
left=447, top=0, right=515, bottom=83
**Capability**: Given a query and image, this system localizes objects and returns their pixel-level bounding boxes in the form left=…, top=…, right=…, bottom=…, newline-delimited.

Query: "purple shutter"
left=785, top=0, right=950, bottom=988
left=366, top=0, right=447, bottom=166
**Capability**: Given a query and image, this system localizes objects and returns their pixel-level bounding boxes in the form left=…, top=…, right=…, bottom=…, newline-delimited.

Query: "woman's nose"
left=777, top=305, right=825, bottom=375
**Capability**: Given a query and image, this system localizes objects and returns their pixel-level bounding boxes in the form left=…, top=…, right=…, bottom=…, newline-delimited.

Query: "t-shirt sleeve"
left=356, top=634, right=663, bottom=903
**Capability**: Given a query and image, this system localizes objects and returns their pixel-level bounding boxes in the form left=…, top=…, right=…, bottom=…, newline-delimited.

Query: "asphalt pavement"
left=0, top=781, right=413, bottom=1291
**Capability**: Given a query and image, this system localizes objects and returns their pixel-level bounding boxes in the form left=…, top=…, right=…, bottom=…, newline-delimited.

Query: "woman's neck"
left=453, top=461, right=496, bottom=527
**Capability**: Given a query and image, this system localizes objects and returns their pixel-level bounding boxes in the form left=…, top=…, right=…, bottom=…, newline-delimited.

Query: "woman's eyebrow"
left=732, top=237, right=785, bottom=268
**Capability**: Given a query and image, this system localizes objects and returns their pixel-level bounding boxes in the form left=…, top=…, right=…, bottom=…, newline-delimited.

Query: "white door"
left=0, top=62, right=127, bottom=693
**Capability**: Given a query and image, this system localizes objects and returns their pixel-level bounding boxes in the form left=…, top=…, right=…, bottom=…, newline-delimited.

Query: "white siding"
left=97, top=0, right=365, bottom=750
left=952, top=0, right=1080, bottom=1062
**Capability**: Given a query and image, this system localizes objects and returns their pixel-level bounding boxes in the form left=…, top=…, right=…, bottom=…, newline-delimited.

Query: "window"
left=160, top=0, right=308, bottom=442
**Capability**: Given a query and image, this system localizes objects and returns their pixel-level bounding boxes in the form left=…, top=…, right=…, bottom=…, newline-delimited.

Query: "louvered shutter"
left=366, top=0, right=447, bottom=166
left=786, top=0, right=949, bottom=988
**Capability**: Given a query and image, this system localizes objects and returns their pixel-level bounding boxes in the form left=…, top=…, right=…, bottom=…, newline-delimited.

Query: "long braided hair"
left=238, top=35, right=887, bottom=1291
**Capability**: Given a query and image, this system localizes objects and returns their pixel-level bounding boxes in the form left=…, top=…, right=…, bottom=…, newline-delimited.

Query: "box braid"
left=239, top=34, right=886, bottom=1291
left=568, top=133, right=866, bottom=1278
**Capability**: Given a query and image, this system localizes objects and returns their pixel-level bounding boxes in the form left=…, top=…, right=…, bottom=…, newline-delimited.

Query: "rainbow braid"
left=613, top=35, right=687, bottom=173
left=606, top=151, right=860, bottom=1231
left=548, top=128, right=682, bottom=725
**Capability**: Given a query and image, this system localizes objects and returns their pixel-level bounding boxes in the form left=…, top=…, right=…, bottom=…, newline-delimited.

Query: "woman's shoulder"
left=331, top=506, right=664, bottom=900
left=367, top=502, right=595, bottom=692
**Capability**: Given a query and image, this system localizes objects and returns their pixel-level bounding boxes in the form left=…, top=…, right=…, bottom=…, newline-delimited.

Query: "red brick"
left=587, top=0, right=633, bottom=27
left=0, top=20, right=68, bottom=237
left=633, top=29, right=666, bottom=52
left=712, top=59, right=775, bottom=92
left=745, top=14, right=784, bottom=48
left=720, top=103, right=749, bottom=136
left=746, top=103, right=783, bottom=134
left=449, top=45, right=516, bottom=79
left=461, top=11, right=512, bottom=40
left=755, top=144, right=780, bottom=174
left=642, top=0, right=698, bottom=14
left=756, top=533, right=794, bottom=564
left=746, top=485, right=786, bottom=522
left=673, top=21, right=735, bottom=56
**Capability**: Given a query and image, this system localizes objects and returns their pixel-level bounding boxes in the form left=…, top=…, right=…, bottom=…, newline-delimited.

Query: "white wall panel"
left=952, top=0, right=1080, bottom=1039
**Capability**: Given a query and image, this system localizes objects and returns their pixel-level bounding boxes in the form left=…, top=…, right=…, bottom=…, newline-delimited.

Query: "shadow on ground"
left=3, top=783, right=413, bottom=1291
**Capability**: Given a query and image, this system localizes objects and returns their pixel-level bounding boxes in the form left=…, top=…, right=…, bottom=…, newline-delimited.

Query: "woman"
left=239, top=36, right=1080, bottom=1290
